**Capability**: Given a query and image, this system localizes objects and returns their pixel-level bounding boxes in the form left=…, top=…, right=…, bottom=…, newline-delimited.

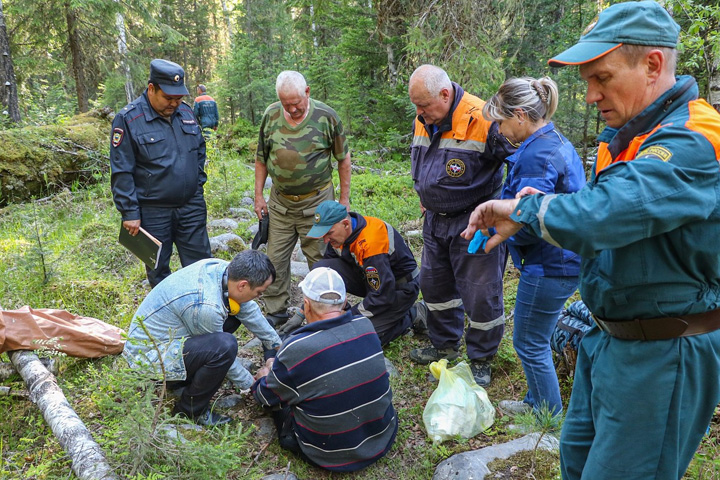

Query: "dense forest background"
left=1, top=0, right=719, bottom=151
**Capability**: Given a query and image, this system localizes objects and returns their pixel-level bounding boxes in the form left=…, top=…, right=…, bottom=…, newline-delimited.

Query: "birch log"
left=8, top=350, right=117, bottom=480
left=0, top=357, right=56, bottom=380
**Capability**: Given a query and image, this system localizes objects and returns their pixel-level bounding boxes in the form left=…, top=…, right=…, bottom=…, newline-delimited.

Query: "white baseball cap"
left=299, top=267, right=346, bottom=305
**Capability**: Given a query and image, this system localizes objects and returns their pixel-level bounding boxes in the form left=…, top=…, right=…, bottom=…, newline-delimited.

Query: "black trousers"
left=169, top=316, right=240, bottom=418
left=140, top=193, right=212, bottom=288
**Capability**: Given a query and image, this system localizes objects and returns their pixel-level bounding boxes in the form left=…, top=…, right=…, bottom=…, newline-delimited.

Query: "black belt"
left=593, top=307, right=720, bottom=340
left=396, top=267, right=420, bottom=284
left=436, top=208, right=472, bottom=218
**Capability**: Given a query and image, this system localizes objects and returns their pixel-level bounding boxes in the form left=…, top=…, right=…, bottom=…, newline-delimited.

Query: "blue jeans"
left=513, top=273, right=578, bottom=416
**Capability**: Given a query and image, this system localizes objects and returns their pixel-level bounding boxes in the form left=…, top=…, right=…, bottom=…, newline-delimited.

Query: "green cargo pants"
left=262, top=184, right=335, bottom=315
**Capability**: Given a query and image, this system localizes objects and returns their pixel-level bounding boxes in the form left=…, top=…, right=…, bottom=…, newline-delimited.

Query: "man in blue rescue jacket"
left=306, top=200, right=421, bottom=345
left=462, top=2, right=720, bottom=478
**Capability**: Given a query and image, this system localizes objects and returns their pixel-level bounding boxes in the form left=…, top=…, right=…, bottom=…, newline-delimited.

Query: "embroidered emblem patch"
left=182, top=119, right=196, bottom=125
left=314, top=213, right=321, bottom=224
left=112, top=127, right=124, bottom=147
left=637, top=146, right=673, bottom=162
left=365, top=266, right=380, bottom=291
left=446, top=158, right=466, bottom=178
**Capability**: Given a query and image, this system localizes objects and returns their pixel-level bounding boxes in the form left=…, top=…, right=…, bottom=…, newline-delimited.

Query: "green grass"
left=0, top=141, right=718, bottom=479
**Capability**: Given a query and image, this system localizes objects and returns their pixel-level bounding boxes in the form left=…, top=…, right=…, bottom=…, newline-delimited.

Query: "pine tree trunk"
left=0, top=0, right=20, bottom=122
left=65, top=1, right=89, bottom=113
left=9, top=350, right=117, bottom=480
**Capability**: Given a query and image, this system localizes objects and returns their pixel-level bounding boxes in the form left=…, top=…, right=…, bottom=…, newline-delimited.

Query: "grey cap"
left=149, top=59, right=189, bottom=96
left=299, top=267, right=346, bottom=305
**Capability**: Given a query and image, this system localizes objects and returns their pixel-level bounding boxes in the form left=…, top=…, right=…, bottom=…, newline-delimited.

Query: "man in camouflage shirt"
left=254, top=71, right=351, bottom=326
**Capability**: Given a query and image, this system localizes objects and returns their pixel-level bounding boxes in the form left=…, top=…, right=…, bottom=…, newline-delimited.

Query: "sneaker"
left=410, top=301, right=429, bottom=335
left=410, top=346, right=459, bottom=365
left=498, top=399, right=532, bottom=416
left=470, top=359, right=492, bottom=387
left=194, top=410, right=232, bottom=427
left=265, top=310, right=289, bottom=328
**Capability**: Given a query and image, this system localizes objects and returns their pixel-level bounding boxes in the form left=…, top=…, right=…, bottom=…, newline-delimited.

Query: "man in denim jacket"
left=123, top=250, right=282, bottom=426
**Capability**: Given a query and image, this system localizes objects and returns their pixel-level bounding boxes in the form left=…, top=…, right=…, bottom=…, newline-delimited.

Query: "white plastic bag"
left=422, top=359, right=495, bottom=443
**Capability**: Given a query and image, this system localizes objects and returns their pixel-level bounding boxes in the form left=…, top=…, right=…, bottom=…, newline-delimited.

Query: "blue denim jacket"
left=123, top=258, right=281, bottom=388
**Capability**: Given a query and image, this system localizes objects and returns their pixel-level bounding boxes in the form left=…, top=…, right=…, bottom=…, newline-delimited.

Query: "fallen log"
left=9, top=350, right=117, bottom=480
left=0, top=357, right=57, bottom=380
left=0, top=385, right=28, bottom=398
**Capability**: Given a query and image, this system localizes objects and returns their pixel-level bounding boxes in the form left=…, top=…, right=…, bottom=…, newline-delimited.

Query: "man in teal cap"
left=462, top=1, right=720, bottom=479
left=302, top=200, right=422, bottom=346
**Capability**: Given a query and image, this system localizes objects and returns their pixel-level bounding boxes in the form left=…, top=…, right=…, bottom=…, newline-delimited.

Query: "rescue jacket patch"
left=112, top=128, right=124, bottom=147
left=365, top=266, right=381, bottom=291
left=637, top=145, right=672, bottom=162
left=446, top=158, right=466, bottom=177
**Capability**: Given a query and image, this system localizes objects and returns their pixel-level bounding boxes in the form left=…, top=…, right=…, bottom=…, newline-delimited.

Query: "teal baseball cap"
left=307, top=201, right=348, bottom=238
left=548, top=1, right=680, bottom=67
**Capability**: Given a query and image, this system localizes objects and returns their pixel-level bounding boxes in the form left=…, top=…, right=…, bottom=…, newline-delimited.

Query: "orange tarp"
left=0, top=306, right=125, bottom=358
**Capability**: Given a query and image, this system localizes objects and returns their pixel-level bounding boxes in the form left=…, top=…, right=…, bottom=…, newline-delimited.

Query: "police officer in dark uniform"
left=110, top=59, right=212, bottom=287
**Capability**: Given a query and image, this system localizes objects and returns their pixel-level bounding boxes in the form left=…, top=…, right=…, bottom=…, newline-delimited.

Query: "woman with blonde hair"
left=480, top=76, right=586, bottom=418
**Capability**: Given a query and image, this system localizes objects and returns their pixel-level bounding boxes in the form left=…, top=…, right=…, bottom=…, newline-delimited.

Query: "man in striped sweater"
left=252, top=267, right=397, bottom=472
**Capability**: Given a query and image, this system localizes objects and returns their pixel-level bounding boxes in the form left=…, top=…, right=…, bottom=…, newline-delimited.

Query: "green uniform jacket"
left=511, top=76, right=720, bottom=320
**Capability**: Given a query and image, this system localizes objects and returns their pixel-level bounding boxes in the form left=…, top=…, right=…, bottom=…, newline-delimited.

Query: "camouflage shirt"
left=256, top=98, right=348, bottom=195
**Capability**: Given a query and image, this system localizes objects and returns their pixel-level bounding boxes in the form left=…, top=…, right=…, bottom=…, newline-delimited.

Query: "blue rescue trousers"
left=560, top=326, right=720, bottom=479
left=420, top=211, right=506, bottom=360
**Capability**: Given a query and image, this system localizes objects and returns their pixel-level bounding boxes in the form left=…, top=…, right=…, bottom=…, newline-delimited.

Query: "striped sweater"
left=252, top=311, right=397, bottom=471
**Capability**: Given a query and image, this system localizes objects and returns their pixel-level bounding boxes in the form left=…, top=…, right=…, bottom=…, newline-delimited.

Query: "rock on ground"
left=290, top=261, right=309, bottom=277
left=208, top=218, right=239, bottom=230
left=210, top=233, right=246, bottom=253
left=432, top=433, right=560, bottom=480
left=228, top=207, right=255, bottom=219
left=261, top=474, right=298, bottom=480
left=384, top=357, right=398, bottom=378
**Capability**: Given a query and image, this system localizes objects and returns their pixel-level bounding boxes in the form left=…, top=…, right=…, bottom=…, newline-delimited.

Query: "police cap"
left=149, top=59, right=189, bottom=96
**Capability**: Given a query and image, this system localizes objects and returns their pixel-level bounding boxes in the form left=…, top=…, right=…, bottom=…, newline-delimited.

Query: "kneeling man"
left=123, top=250, right=281, bottom=426
left=307, top=200, right=421, bottom=345
left=252, top=267, right=397, bottom=472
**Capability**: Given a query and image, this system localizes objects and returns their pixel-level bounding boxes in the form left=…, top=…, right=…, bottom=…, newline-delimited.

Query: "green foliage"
left=76, top=361, right=256, bottom=479
left=667, top=0, right=720, bottom=100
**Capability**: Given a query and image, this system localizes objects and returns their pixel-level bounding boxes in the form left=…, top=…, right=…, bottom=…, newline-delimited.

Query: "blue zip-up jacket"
left=501, top=122, right=585, bottom=277
left=511, top=76, right=720, bottom=320
left=110, top=90, right=207, bottom=221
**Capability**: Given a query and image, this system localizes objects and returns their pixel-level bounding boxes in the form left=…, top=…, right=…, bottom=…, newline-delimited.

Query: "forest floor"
left=0, top=135, right=718, bottom=479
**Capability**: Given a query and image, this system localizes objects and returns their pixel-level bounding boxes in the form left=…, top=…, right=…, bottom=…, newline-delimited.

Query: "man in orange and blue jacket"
left=193, top=84, right=219, bottom=132
left=407, top=65, right=515, bottom=386
left=306, top=200, right=420, bottom=346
